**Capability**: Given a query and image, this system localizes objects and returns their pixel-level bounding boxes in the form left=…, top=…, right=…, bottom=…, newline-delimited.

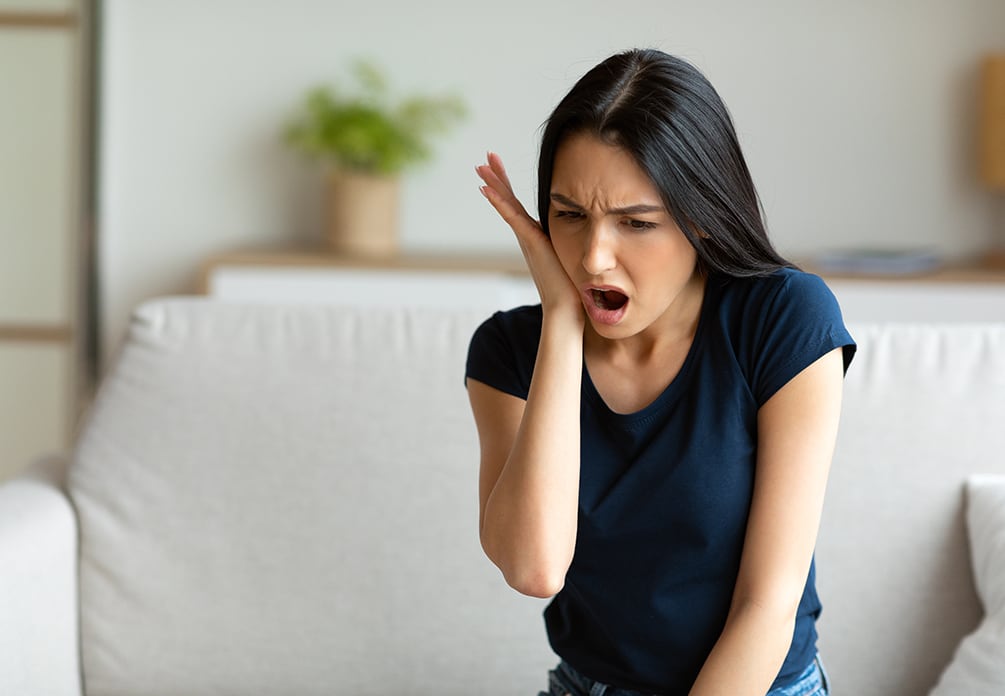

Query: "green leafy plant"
left=284, top=61, right=467, bottom=176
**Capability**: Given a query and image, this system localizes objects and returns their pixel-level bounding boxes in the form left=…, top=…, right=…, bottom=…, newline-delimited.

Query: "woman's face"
left=548, top=132, right=702, bottom=342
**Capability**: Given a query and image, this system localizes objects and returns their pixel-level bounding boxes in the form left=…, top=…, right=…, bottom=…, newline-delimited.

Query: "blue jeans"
left=538, top=655, right=830, bottom=696
left=766, top=655, right=830, bottom=696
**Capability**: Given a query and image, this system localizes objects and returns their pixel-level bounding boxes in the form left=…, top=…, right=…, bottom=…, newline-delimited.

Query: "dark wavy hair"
left=538, top=49, right=794, bottom=277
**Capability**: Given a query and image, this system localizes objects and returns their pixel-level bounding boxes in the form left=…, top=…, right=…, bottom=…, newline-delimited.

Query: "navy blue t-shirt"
left=465, top=268, right=856, bottom=694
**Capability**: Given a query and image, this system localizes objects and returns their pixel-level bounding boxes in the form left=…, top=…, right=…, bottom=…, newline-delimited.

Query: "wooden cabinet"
left=199, top=250, right=540, bottom=310
left=0, top=1, right=88, bottom=481
left=200, top=250, right=1005, bottom=323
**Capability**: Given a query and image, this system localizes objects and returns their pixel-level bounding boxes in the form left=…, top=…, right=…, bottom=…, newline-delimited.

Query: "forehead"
left=551, top=132, right=662, bottom=206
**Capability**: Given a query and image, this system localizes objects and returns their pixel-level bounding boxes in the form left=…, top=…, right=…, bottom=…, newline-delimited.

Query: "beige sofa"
left=1, top=298, right=1003, bottom=695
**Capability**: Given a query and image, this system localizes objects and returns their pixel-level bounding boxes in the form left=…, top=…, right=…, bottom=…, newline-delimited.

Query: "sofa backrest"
left=817, top=322, right=1005, bottom=695
left=69, top=299, right=553, bottom=696
left=69, top=298, right=1005, bottom=696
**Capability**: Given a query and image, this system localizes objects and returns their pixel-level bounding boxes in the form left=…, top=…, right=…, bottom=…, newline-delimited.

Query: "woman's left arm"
left=689, top=346, right=846, bottom=696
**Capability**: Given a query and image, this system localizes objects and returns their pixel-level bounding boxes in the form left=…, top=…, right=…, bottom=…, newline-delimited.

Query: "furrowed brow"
left=550, top=193, right=584, bottom=210
left=608, top=203, right=665, bottom=216
left=549, top=193, right=663, bottom=216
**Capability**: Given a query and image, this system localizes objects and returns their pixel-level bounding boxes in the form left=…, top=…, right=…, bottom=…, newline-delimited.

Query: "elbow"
left=503, top=567, right=566, bottom=599
left=480, top=534, right=569, bottom=598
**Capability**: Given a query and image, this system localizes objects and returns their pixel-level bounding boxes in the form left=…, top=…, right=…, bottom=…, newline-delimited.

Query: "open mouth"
left=590, top=288, right=629, bottom=311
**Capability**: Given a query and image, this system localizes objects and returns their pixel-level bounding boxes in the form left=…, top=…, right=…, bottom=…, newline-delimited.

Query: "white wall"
left=99, top=0, right=1005, bottom=363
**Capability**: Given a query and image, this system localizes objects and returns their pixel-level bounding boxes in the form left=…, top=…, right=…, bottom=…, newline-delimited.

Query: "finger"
left=480, top=185, right=545, bottom=242
left=474, top=163, right=507, bottom=193
left=479, top=184, right=525, bottom=227
left=486, top=151, right=516, bottom=195
left=475, top=164, right=530, bottom=219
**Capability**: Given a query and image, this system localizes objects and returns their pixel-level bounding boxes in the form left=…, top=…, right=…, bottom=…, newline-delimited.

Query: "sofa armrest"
left=0, top=453, right=83, bottom=696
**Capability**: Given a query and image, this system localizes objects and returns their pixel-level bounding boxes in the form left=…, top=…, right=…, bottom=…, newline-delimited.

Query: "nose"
left=581, top=221, right=618, bottom=276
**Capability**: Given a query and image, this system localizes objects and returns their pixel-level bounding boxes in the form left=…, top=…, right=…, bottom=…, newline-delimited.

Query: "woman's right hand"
left=476, top=152, right=584, bottom=326
left=472, top=153, right=586, bottom=597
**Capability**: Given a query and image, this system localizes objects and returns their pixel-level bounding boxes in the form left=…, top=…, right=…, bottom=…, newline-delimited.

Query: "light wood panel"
left=0, top=0, right=82, bottom=482
left=980, top=55, right=1005, bottom=189
left=0, top=324, right=73, bottom=342
left=0, top=0, right=74, bottom=16
left=0, top=343, right=71, bottom=481
left=0, top=11, right=76, bottom=27
left=0, top=30, right=77, bottom=324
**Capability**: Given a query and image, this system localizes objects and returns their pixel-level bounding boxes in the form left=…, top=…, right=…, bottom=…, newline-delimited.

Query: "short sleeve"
left=464, top=306, right=541, bottom=400
left=750, top=272, right=856, bottom=406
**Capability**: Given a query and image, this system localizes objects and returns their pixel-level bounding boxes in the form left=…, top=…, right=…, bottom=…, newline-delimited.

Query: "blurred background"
left=2, top=0, right=1004, bottom=480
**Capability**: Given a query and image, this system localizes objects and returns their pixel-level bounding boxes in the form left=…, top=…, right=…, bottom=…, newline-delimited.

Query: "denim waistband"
left=539, top=654, right=830, bottom=696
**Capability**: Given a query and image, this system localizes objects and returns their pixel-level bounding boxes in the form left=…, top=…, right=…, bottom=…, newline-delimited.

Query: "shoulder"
left=709, top=268, right=855, bottom=405
left=469, top=304, right=543, bottom=355
left=712, top=268, right=847, bottom=342
left=714, top=267, right=837, bottom=317
left=465, top=304, right=542, bottom=400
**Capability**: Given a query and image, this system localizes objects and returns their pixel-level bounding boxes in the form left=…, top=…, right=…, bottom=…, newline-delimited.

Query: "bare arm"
left=689, top=347, right=845, bottom=695
left=469, top=153, right=586, bottom=598
left=468, top=315, right=582, bottom=597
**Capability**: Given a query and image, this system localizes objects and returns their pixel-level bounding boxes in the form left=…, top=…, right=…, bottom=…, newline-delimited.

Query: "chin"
left=588, top=317, right=637, bottom=340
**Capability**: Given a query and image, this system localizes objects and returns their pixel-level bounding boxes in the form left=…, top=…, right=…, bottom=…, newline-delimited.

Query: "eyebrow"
left=550, top=193, right=665, bottom=216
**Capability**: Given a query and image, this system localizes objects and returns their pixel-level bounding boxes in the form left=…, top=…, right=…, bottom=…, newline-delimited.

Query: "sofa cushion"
left=68, top=299, right=552, bottom=696
left=929, top=475, right=1005, bottom=696
left=815, top=323, right=1005, bottom=695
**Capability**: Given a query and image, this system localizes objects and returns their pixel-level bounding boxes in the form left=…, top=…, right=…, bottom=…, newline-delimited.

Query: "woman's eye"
left=626, top=219, right=657, bottom=230
left=554, top=210, right=584, bottom=220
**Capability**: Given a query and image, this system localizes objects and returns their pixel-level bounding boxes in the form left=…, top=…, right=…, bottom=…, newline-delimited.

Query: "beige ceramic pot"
left=325, top=169, right=400, bottom=257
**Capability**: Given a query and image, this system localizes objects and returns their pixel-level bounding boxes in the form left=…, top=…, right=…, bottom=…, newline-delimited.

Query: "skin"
left=547, top=132, right=706, bottom=414
left=470, top=133, right=845, bottom=695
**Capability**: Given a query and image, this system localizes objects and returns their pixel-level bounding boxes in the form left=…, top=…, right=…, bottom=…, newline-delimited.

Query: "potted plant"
left=284, top=61, right=466, bottom=257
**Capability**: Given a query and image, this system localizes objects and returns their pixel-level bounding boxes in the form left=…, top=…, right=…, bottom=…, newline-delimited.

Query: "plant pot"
left=325, top=169, right=400, bottom=257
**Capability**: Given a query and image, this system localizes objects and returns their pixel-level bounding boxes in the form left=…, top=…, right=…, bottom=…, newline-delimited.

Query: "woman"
left=467, top=48, right=855, bottom=696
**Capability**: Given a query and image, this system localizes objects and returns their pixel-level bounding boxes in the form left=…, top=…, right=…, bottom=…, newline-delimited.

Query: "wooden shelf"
left=803, top=262, right=1005, bottom=285
left=0, top=11, right=78, bottom=28
left=198, top=248, right=529, bottom=294
left=199, top=247, right=1005, bottom=295
left=0, top=323, right=73, bottom=343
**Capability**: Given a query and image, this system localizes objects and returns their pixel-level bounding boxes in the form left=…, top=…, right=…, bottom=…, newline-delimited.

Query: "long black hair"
left=538, top=48, right=794, bottom=277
